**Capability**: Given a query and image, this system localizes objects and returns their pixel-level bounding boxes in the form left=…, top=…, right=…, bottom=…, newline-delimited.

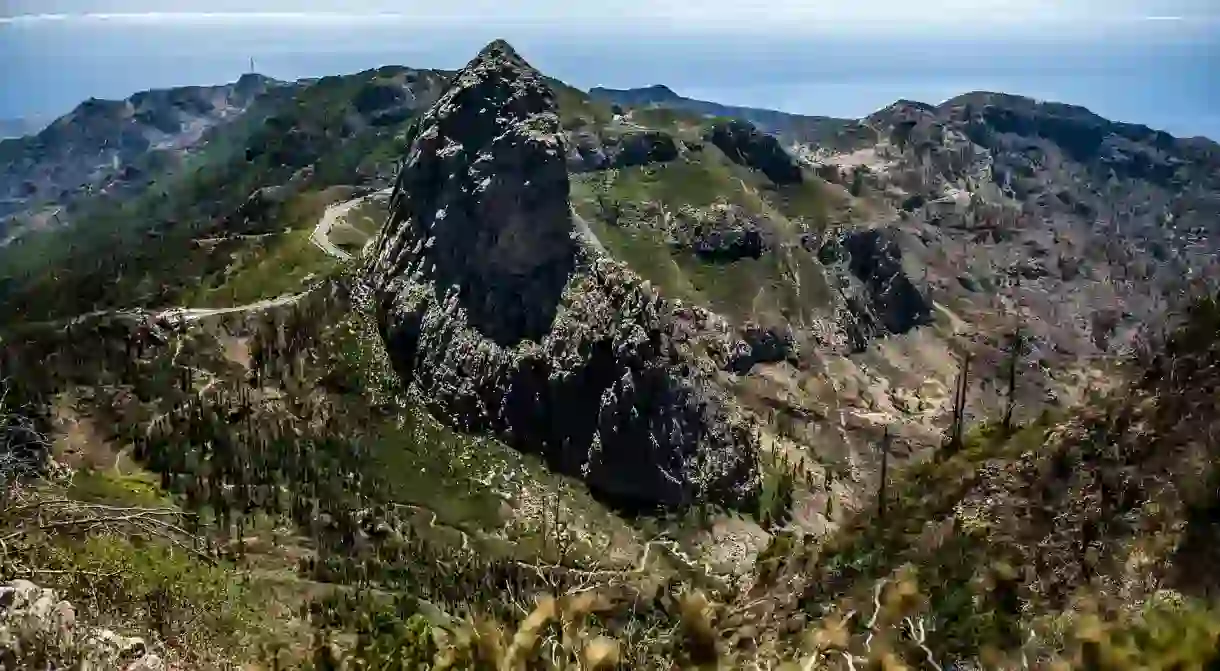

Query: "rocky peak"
left=480, top=38, right=521, bottom=59
left=369, top=41, right=758, bottom=508
left=371, top=38, right=573, bottom=345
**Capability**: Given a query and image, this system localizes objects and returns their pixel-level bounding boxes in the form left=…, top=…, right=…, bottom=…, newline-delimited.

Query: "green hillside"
left=3, top=40, right=1219, bottom=671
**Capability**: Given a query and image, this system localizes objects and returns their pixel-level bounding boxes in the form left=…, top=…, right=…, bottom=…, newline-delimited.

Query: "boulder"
left=565, top=130, right=610, bottom=172
left=726, top=322, right=797, bottom=374
left=368, top=40, right=758, bottom=508
left=566, top=129, right=679, bottom=172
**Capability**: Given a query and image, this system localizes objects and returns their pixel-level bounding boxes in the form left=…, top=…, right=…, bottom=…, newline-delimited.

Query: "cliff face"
left=809, top=92, right=1220, bottom=361
left=370, top=40, right=574, bottom=345
left=368, top=41, right=759, bottom=508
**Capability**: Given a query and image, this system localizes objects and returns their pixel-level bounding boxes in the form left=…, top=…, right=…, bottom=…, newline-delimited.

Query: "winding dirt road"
left=153, top=189, right=380, bottom=325
left=50, top=188, right=606, bottom=335
left=310, top=188, right=393, bottom=261
left=153, top=291, right=311, bottom=325
left=47, top=190, right=384, bottom=333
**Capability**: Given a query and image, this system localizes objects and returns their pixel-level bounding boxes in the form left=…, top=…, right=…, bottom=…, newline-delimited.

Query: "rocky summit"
left=5, top=29, right=1220, bottom=671
left=368, top=40, right=758, bottom=508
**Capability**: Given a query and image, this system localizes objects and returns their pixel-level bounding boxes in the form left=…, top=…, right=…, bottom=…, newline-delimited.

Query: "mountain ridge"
left=0, top=73, right=288, bottom=226
left=4, top=41, right=1220, bottom=668
left=589, top=84, right=854, bottom=144
left=593, top=84, right=1220, bottom=149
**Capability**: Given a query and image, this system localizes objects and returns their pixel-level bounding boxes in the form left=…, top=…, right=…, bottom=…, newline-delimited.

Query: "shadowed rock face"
left=371, top=40, right=575, bottom=345
left=368, top=40, right=758, bottom=509
left=819, top=227, right=932, bottom=351
left=565, top=129, right=680, bottom=172
left=705, top=119, right=803, bottom=185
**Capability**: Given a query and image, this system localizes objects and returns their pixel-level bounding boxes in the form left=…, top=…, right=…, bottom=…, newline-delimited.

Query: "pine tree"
left=1003, top=327, right=1022, bottom=435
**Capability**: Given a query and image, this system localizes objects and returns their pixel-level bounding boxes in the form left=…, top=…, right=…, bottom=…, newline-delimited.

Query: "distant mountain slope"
left=0, top=65, right=450, bottom=321
left=575, top=80, right=1220, bottom=476
left=787, top=88, right=1220, bottom=425
left=588, top=84, right=852, bottom=144
left=0, top=74, right=284, bottom=220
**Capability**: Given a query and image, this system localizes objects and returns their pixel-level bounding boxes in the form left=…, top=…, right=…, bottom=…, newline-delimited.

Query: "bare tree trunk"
left=1003, top=327, right=1021, bottom=435
left=946, top=352, right=971, bottom=455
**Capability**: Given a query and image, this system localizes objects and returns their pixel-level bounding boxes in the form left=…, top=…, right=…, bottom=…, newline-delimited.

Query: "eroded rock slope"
left=368, top=41, right=759, bottom=508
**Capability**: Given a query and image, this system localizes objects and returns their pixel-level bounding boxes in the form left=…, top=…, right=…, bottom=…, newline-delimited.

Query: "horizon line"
left=0, top=11, right=1201, bottom=26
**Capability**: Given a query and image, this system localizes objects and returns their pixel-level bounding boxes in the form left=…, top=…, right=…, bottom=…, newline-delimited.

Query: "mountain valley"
left=2, top=39, right=1220, bottom=670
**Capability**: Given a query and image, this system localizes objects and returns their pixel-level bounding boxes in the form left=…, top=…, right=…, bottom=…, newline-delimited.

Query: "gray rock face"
left=369, top=40, right=758, bottom=508
left=565, top=129, right=679, bottom=172
left=667, top=204, right=770, bottom=261
left=372, top=40, right=575, bottom=346
left=566, top=131, right=610, bottom=171
left=726, top=322, right=797, bottom=374
left=605, top=130, right=679, bottom=168
left=819, top=227, right=933, bottom=351
left=0, top=580, right=163, bottom=670
left=705, top=119, right=803, bottom=185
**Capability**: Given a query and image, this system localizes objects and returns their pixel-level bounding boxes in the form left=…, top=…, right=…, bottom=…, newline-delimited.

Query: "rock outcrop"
left=819, top=227, right=933, bottom=350
left=667, top=204, right=770, bottom=261
left=565, top=129, right=680, bottom=172
left=368, top=40, right=758, bottom=508
left=604, top=130, right=680, bottom=168
left=0, top=580, right=163, bottom=670
left=726, top=322, right=797, bottom=374
left=705, top=119, right=804, bottom=185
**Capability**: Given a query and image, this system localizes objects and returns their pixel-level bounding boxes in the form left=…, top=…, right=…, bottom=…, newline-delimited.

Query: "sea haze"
left=2, top=15, right=1217, bottom=140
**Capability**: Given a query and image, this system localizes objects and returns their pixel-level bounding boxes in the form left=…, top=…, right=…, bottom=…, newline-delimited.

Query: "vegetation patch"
left=183, top=230, right=340, bottom=308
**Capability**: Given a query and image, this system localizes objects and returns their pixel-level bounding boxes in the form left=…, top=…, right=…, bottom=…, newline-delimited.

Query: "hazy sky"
left=3, top=1, right=1218, bottom=138
left=4, top=0, right=1217, bottom=29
